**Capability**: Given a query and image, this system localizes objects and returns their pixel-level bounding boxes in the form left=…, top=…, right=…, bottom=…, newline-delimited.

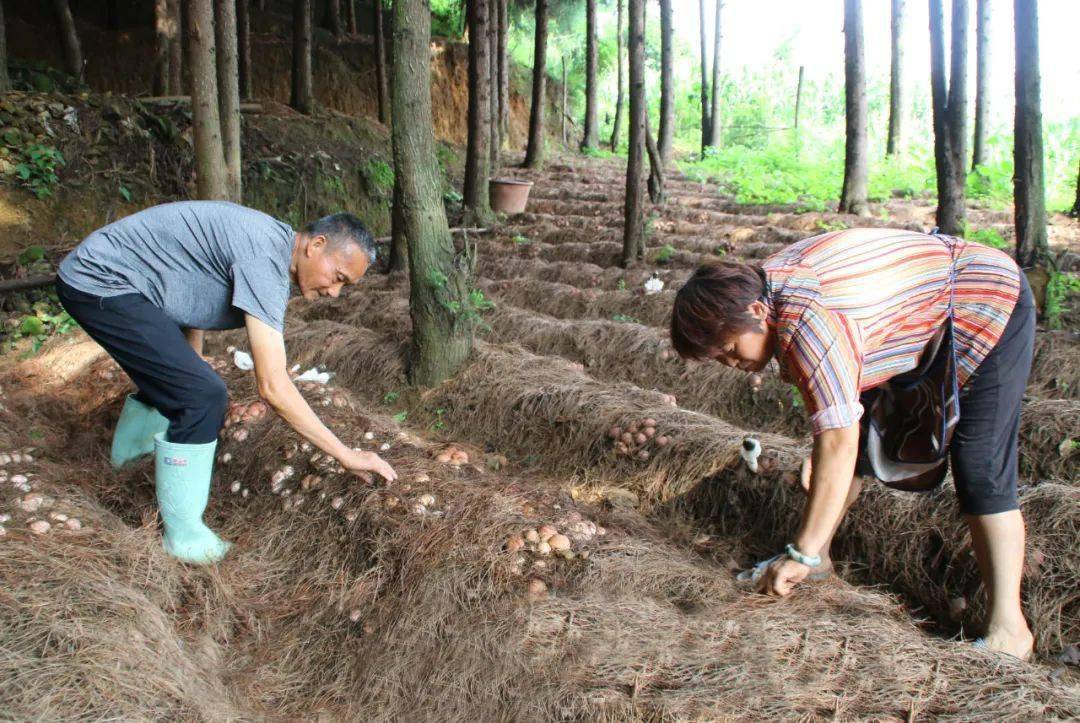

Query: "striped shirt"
left=763, top=228, right=1020, bottom=435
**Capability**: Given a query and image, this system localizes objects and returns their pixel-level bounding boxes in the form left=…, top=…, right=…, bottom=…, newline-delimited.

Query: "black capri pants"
left=949, top=273, right=1036, bottom=516
left=56, top=277, right=228, bottom=445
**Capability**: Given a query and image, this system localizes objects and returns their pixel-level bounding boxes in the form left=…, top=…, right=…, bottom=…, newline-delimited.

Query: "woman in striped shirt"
left=671, top=228, right=1035, bottom=659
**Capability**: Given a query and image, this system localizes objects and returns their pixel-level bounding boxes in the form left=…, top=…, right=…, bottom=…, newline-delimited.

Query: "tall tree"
left=392, top=0, right=473, bottom=384
left=657, top=0, right=674, bottom=162
left=645, top=115, right=664, bottom=206
left=346, top=0, right=357, bottom=34
left=622, top=0, right=645, bottom=266
left=580, top=0, right=599, bottom=151
left=53, top=0, right=84, bottom=82
left=374, top=0, right=389, bottom=124
left=707, top=0, right=722, bottom=148
left=388, top=175, right=407, bottom=273
left=154, top=0, right=173, bottom=95
left=886, top=0, right=904, bottom=155
left=1013, top=0, right=1047, bottom=267
left=489, top=0, right=501, bottom=169
left=1071, top=160, right=1080, bottom=218
left=328, top=0, right=343, bottom=38
left=238, top=0, right=252, bottom=99
left=497, top=0, right=509, bottom=143
left=698, top=0, right=710, bottom=150
left=838, top=0, right=868, bottom=215
left=971, top=0, right=990, bottom=169
left=524, top=0, right=548, bottom=168
left=929, top=0, right=969, bottom=236
left=464, top=0, right=493, bottom=220
left=609, top=0, right=625, bottom=151
left=291, top=0, right=314, bottom=114
left=168, top=0, right=184, bottom=94
left=187, top=0, right=228, bottom=199
left=0, top=0, right=9, bottom=94
left=215, top=0, right=242, bottom=202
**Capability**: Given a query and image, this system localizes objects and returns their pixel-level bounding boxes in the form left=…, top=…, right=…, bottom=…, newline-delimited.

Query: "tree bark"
left=1013, top=0, right=1047, bottom=267
left=187, top=0, right=229, bottom=199
left=560, top=56, right=567, bottom=146
left=524, top=0, right=548, bottom=168
left=374, top=0, right=389, bottom=125
left=838, top=0, right=868, bottom=215
left=497, top=0, right=509, bottom=144
left=609, top=0, right=625, bottom=152
left=345, top=0, right=357, bottom=34
left=168, top=0, right=184, bottom=94
left=238, top=0, right=252, bottom=99
left=886, top=0, right=904, bottom=155
left=392, top=0, right=473, bottom=385
left=580, top=0, right=599, bottom=151
left=657, top=0, right=673, bottom=163
left=622, top=0, right=645, bottom=267
left=793, top=65, right=804, bottom=133
left=291, top=0, right=314, bottom=113
left=154, top=0, right=173, bottom=95
left=646, top=115, right=664, bottom=205
left=0, top=0, right=9, bottom=94
left=698, top=0, right=710, bottom=151
left=328, top=0, right=343, bottom=38
left=216, top=0, right=242, bottom=202
left=489, top=0, right=500, bottom=169
left=464, top=0, right=493, bottom=221
left=53, top=0, right=84, bottom=82
left=971, top=0, right=990, bottom=169
left=388, top=173, right=407, bottom=273
left=707, top=0, right=722, bottom=148
left=1071, top=159, right=1080, bottom=218
left=929, top=0, right=968, bottom=236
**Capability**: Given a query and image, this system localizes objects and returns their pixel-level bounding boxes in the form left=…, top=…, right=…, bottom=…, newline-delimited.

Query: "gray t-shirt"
left=58, top=201, right=295, bottom=332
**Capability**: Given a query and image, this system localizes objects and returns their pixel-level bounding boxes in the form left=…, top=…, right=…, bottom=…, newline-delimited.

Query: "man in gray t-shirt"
left=56, top=201, right=397, bottom=565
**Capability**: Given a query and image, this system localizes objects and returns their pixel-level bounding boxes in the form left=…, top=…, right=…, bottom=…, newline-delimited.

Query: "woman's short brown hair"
left=670, top=262, right=767, bottom=360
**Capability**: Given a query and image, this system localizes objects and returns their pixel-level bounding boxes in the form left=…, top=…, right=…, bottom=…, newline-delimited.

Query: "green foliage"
left=1044, top=271, right=1080, bottom=330
left=512, top=234, right=531, bottom=245
left=611, top=313, right=639, bottom=324
left=617, top=278, right=627, bottom=291
left=654, top=244, right=676, bottom=264
left=443, top=188, right=463, bottom=205
left=430, top=407, right=447, bottom=431
left=430, top=0, right=465, bottom=38
left=713, top=246, right=727, bottom=256
left=14, top=144, right=65, bottom=199
left=363, top=159, right=395, bottom=193
left=966, top=227, right=1009, bottom=250
left=16, top=246, right=45, bottom=265
left=118, top=185, right=132, bottom=202
left=4, top=307, right=77, bottom=355
left=392, top=410, right=408, bottom=424
left=383, top=391, right=400, bottom=405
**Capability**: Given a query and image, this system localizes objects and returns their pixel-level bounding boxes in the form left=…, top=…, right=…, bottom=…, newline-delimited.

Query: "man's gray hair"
left=303, top=213, right=377, bottom=262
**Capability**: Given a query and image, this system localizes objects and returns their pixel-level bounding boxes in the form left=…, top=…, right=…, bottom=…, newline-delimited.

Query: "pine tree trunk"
left=609, top=0, right=624, bottom=152
left=657, top=0, right=673, bottom=163
left=561, top=56, right=567, bottom=146
left=580, top=0, right=599, bottom=151
left=328, top=0, right=343, bottom=38
left=1069, top=159, right=1080, bottom=218
left=930, top=0, right=968, bottom=236
left=0, top=0, right=10, bottom=94
left=698, top=0, right=710, bottom=151
left=1013, top=0, right=1047, bottom=267
left=524, top=0, right=548, bottom=168
left=646, top=114, right=664, bottom=205
left=392, top=0, right=473, bottom=385
left=238, top=0, right=252, bottom=99
left=707, top=0, right=722, bottom=148
left=346, top=0, right=357, bottom=34
left=622, top=0, right=645, bottom=267
left=838, top=0, right=868, bottom=215
left=187, top=0, right=229, bottom=200
left=464, top=0, right=493, bottom=221
left=291, top=0, right=314, bottom=114
left=168, top=0, right=184, bottom=94
left=154, top=0, right=172, bottom=95
left=971, top=0, right=990, bottom=169
left=489, top=0, right=500, bottom=169
left=497, top=0, right=509, bottom=144
left=886, top=0, right=904, bottom=155
left=388, top=174, right=407, bottom=273
left=53, top=0, right=84, bottom=82
left=216, top=0, right=242, bottom=202
left=374, top=0, right=389, bottom=125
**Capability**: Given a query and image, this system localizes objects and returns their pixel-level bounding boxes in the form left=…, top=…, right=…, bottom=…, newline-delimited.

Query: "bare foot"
left=979, top=624, right=1035, bottom=661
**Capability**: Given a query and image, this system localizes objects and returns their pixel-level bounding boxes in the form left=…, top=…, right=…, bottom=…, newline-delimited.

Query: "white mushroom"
left=740, top=437, right=762, bottom=473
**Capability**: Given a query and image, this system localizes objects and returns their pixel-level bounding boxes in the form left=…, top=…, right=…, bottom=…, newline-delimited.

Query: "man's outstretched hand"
left=756, top=556, right=810, bottom=596
left=340, top=449, right=397, bottom=483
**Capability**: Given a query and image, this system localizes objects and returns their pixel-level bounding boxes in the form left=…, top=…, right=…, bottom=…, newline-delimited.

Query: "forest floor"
left=0, top=153, right=1078, bottom=719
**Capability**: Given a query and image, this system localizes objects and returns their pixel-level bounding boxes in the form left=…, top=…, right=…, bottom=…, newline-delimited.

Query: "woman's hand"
left=757, top=556, right=810, bottom=596
left=339, top=448, right=398, bottom=483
